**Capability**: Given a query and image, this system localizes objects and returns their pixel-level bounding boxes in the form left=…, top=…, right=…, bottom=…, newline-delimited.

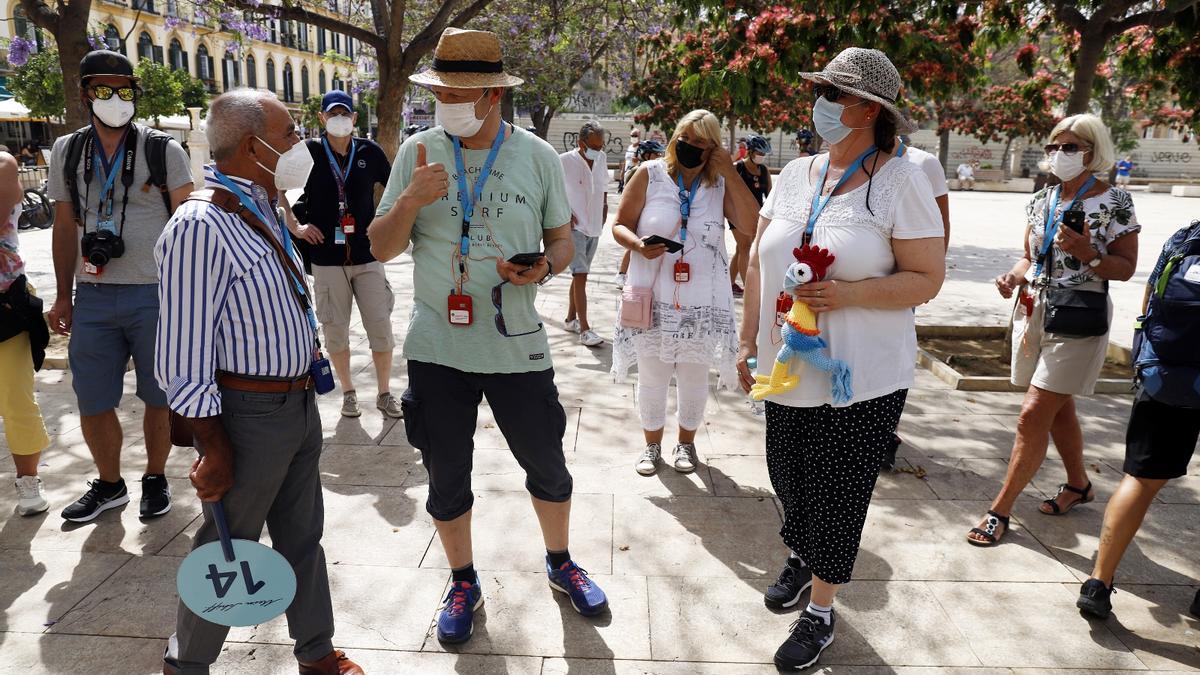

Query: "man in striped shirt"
left=155, top=90, right=363, bottom=675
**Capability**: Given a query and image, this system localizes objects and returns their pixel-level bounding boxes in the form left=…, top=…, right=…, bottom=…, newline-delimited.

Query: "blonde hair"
left=664, top=109, right=724, bottom=187
left=1050, top=114, right=1115, bottom=174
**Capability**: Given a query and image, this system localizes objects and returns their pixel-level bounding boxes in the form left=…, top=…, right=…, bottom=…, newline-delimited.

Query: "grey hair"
left=579, top=120, right=605, bottom=142
left=206, top=89, right=277, bottom=161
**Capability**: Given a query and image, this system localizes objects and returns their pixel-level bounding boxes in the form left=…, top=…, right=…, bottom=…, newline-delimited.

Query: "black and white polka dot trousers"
left=765, top=389, right=908, bottom=586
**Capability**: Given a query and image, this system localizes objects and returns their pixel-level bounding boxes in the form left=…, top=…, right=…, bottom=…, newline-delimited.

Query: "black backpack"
left=63, top=123, right=179, bottom=221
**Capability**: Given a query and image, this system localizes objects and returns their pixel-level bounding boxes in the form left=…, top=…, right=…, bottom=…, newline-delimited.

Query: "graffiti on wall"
left=561, top=132, right=626, bottom=156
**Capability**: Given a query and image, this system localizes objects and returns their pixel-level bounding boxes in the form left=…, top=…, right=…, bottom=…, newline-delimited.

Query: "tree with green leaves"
left=134, top=60, right=185, bottom=128
left=173, top=70, right=211, bottom=113
left=299, top=94, right=323, bottom=132
left=7, top=47, right=65, bottom=123
left=17, top=0, right=96, bottom=131
left=473, top=0, right=660, bottom=138
left=982, top=0, right=1200, bottom=115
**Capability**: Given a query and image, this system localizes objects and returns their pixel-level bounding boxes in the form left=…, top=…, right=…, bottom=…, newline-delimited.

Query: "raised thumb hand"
left=415, top=142, right=427, bottom=168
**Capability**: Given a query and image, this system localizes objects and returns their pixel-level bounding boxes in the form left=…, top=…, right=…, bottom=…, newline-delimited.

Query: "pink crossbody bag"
left=618, top=221, right=680, bottom=329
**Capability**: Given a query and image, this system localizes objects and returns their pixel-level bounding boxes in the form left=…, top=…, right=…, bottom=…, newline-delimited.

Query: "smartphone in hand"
left=1063, top=210, right=1085, bottom=234
left=508, top=252, right=545, bottom=267
left=641, top=234, right=684, bottom=254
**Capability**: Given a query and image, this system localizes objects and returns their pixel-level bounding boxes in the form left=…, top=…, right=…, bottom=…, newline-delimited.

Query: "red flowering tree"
left=629, top=2, right=980, bottom=141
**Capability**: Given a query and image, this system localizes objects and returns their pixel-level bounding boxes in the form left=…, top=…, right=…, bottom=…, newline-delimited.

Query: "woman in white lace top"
left=736, top=48, right=945, bottom=670
left=611, top=109, right=759, bottom=477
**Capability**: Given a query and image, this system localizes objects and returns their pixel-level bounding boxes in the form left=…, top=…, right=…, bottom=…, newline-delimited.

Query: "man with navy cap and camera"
left=45, top=50, right=194, bottom=523
left=289, top=90, right=398, bottom=419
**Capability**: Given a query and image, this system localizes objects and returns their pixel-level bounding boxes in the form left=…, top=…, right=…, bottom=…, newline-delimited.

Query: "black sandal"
left=1040, top=481, right=1094, bottom=516
left=967, top=510, right=1010, bottom=547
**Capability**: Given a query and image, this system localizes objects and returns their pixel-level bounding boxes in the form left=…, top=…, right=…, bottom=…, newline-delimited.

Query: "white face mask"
left=584, top=147, right=602, bottom=162
left=325, top=115, right=354, bottom=138
left=1050, top=149, right=1087, bottom=181
left=92, top=97, right=135, bottom=128
left=254, top=135, right=314, bottom=191
left=435, top=92, right=490, bottom=137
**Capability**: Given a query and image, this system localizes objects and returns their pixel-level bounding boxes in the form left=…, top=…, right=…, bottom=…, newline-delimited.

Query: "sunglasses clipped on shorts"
left=89, top=85, right=140, bottom=102
left=812, top=84, right=848, bottom=102
left=1044, top=142, right=1090, bottom=155
left=490, top=281, right=543, bottom=338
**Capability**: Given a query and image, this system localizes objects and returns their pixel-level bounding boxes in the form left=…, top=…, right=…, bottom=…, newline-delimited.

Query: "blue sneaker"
left=436, top=579, right=483, bottom=643
left=547, top=558, right=608, bottom=616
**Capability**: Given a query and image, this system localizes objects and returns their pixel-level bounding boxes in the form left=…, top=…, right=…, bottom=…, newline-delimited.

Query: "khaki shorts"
left=312, top=262, right=396, bottom=354
left=1010, top=291, right=1110, bottom=396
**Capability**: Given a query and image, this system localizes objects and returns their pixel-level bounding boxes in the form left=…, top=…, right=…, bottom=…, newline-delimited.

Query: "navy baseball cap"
left=321, top=90, right=354, bottom=112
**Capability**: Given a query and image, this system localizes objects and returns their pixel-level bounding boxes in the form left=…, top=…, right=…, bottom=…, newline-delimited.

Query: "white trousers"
left=636, top=354, right=711, bottom=431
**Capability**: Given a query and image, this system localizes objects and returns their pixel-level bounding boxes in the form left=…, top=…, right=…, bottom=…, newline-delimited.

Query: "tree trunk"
left=1001, top=137, right=1013, bottom=180
left=501, top=89, right=514, bottom=125
left=1065, top=27, right=1107, bottom=115
left=530, top=105, right=555, bottom=141
left=373, top=65, right=410, bottom=160
left=26, top=0, right=95, bottom=132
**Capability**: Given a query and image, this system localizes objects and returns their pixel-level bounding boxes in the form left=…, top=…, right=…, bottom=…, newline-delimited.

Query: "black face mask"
left=675, top=139, right=705, bottom=169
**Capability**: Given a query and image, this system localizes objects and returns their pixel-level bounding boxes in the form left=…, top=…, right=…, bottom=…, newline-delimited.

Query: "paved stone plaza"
left=2, top=189, right=1198, bottom=673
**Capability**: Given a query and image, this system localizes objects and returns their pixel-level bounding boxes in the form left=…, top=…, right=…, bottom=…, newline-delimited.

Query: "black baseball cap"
left=80, top=50, right=138, bottom=82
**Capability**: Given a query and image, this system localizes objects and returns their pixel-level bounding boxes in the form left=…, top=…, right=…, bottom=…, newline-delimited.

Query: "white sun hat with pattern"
left=799, top=47, right=918, bottom=135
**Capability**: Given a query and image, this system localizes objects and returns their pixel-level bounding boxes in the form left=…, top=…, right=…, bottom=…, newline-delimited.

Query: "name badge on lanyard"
left=322, top=137, right=357, bottom=234
left=447, top=125, right=507, bottom=325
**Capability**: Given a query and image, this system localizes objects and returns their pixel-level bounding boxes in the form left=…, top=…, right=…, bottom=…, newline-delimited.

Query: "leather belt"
left=217, top=372, right=313, bottom=393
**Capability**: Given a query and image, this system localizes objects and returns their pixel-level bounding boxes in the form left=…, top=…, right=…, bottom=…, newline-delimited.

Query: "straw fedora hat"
left=409, top=28, right=524, bottom=89
left=799, top=47, right=918, bottom=135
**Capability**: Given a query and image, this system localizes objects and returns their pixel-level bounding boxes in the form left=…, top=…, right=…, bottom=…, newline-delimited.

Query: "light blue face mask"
left=812, top=96, right=865, bottom=145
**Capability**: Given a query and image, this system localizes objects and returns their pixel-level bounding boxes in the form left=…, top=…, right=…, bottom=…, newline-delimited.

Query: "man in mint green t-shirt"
left=369, top=27, right=609, bottom=645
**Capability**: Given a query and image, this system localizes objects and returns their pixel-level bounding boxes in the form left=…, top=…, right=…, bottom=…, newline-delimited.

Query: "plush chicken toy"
left=751, top=244, right=853, bottom=404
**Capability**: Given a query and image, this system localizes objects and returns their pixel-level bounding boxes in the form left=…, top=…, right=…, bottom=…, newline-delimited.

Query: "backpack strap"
left=63, top=127, right=91, bottom=226
left=141, top=125, right=179, bottom=214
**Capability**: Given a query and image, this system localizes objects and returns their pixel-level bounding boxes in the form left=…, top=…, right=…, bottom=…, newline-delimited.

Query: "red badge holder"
left=340, top=213, right=356, bottom=235
left=775, top=292, right=793, bottom=326
left=1018, top=289, right=1034, bottom=317
left=448, top=292, right=473, bottom=326
left=82, top=258, right=102, bottom=276
left=673, top=260, right=690, bottom=283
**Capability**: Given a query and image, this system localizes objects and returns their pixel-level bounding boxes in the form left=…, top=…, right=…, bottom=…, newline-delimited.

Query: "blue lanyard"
left=675, top=173, right=702, bottom=243
left=896, top=139, right=906, bottom=157
left=1035, top=175, right=1096, bottom=279
left=806, top=146, right=878, bottom=242
left=321, top=136, right=356, bottom=201
left=451, top=125, right=507, bottom=256
left=93, top=140, right=126, bottom=217
left=210, top=169, right=318, bottom=336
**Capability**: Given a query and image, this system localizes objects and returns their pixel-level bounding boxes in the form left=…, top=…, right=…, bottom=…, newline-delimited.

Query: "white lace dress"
left=612, top=159, right=739, bottom=388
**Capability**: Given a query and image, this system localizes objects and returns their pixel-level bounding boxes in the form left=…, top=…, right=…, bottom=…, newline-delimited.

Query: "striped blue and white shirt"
left=155, top=166, right=315, bottom=418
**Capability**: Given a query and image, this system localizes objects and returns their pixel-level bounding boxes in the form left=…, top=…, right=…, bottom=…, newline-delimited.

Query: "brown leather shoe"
left=298, top=649, right=364, bottom=675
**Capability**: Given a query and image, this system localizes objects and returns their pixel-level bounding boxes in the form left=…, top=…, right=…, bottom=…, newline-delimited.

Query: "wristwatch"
left=1088, top=250, right=1104, bottom=268
left=537, top=254, right=556, bottom=286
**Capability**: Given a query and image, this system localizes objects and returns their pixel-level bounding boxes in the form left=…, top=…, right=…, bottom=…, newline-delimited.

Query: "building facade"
left=4, top=0, right=365, bottom=113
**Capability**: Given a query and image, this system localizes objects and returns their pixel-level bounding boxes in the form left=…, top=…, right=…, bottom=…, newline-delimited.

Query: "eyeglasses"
left=1044, top=143, right=1090, bottom=155
left=490, top=281, right=543, bottom=337
left=813, top=84, right=847, bottom=102
left=89, top=85, right=139, bottom=102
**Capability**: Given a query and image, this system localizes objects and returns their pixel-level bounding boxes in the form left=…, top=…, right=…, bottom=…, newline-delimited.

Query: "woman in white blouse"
left=611, top=109, right=758, bottom=476
left=737, top=48, right=945, bottom=671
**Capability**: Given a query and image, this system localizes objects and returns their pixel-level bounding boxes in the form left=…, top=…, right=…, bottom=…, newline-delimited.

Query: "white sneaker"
left=565, top=319, right=580, bottom=334
left=15, top=476, right=48, bottom=516
left=673, top=443, right=698, bottom=473
left=612, top=273, right=627, bottom=287
left=636, top=443, right=662, bottom=476
left=579, top=329, right=603, bottom=347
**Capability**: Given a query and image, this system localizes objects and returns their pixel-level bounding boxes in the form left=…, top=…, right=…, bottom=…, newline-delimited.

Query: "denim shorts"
left=69, top=283, right=167, bottom=416
left=569, top=230, right=600, bottom=274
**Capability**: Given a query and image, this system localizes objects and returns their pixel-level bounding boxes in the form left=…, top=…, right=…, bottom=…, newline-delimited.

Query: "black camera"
left=81, top=230, right=126, bottom=268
